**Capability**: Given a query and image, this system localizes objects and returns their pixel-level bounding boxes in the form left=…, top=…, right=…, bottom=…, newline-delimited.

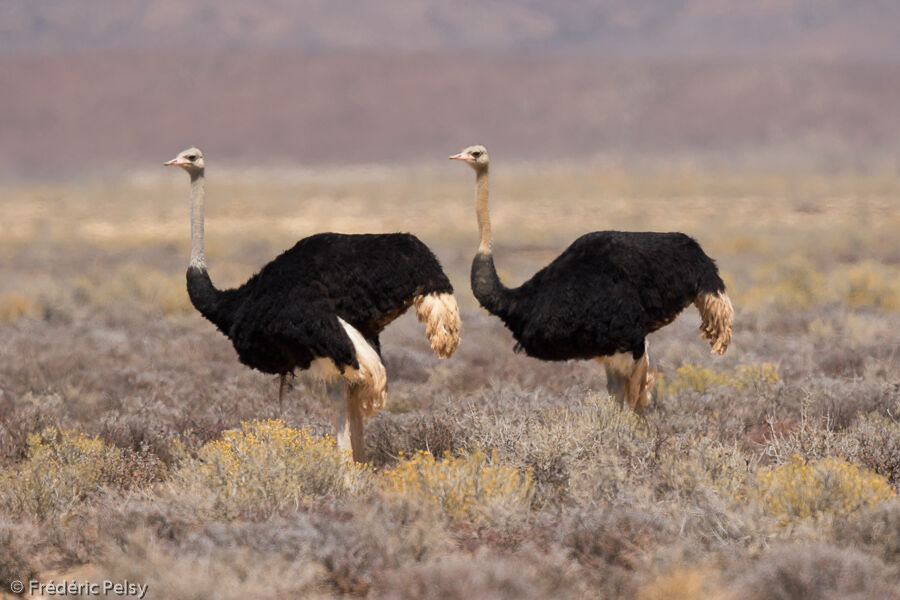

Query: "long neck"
left=475, top=166, right=492, bottom=254
left=470, top=165, right=512, bottom=317
left=185, top=170, right=232, bottom=332
left=189, top=170, right=207, bottom=269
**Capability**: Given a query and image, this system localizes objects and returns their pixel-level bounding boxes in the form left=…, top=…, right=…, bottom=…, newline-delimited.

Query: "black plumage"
left=471, top=231, right=726, bottom=361
left=452, top=145, right=733, bottom=413
left=188, top=232, right=455, bottom=376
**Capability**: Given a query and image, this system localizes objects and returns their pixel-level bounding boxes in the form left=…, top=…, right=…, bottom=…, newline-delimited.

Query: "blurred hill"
left=2, top=2, right=900, bottom=177
left=5, top=0, right=900, bottom=59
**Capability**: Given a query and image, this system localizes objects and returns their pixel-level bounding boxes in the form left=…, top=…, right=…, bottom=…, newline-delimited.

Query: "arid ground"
left=1, top=164, right=899, bottom=599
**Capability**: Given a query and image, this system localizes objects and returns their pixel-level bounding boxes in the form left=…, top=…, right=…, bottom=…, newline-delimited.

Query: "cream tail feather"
left=414, top=292, right=461, bottom=359
left=695, top=291, right=734, bottom=355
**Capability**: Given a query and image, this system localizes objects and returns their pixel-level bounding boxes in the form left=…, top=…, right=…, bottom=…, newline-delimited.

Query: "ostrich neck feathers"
left=475, top=167, right=492, bottom=254
left=189, top=171, right=206, bottom=269
left=471, top=252, right=514, bottom=320
left=185, top=169, right=239, bottom=333
left=470, top=166, right=514, bottom=319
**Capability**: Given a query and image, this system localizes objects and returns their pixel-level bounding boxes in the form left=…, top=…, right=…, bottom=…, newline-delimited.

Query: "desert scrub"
left=741, top=254, right=827, bottom=310
left=636, top=567, right=727, bottom=600
left=742, top=256, right=900, bottom=312
left=839, top=414, right=900, bottom=484
left=836, top=260, right=900, bottom=311
left=658, top=362, right=780, bottom=397
left=169, top=419, right=370, bottom=519
left=72, top=262, right=190, bottom=314
left=654, top=437, right=748, bottom=503
left=755, top=455, right=896, bottom=526
left=0, top=291, right=40, bottom=321
left=0, top=429, right=127, bottom=519
left=382, top=448, right=532, bottom=523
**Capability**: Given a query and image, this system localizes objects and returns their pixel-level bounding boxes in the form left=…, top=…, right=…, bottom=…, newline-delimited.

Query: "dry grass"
left=1, top=166, right=898, bottom=598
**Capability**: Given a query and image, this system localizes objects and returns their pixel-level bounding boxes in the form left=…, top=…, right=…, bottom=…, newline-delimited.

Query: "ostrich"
left=450, top=145, right=732, bottom=414
left=165, top=147, right=460, bottom=461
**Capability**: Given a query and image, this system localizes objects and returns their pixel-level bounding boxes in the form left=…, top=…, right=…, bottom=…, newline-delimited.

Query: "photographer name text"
left=27, top=580, right=149, bottom=599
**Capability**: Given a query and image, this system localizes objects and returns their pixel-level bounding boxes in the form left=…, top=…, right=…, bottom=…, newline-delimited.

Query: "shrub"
left=0, top=392, right=67, bottom=464
left=742, top=255, right=827, bottom=310
left=755, top=455, right=896, bottom=526
left=636, top=567, right=728, bottom=600
left=0, top=518, right=42, bottom=592
left=0, top=429, right=131, bottom=519
left=838, top=260, right=900, bottom=311
left=658, top=362, right=780, bottom=397
left=456, top=394, right=652, bottom=506
left=733, top=544, right=899, bottom=600
left=376, top=552, right=583, bottom=600
left=832, top=501, right=900, bottom=565
left=0, top=291, right=40, bottom=322
left=562, top=506, right=674, bottom=571
left=839, top=414, right=900, bottom=484
left=741, top=257, right=900, bottom=312
left=98, top=409, right=180, bottom=465
left=72, top=263, right=190, bottom=314
left=97, top=527, right=325, bottom=600
left=169, top=419, right=370, bottom=519
left=382, top=448, right=532, bottom=523
left=365, top=413, right=465, bottom=468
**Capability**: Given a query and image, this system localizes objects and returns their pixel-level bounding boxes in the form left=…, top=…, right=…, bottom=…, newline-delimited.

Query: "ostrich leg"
left=600, top=348, right=653, bottom=416
left=603, top=364, right=628, bottom=408
left=328, top=382, right=366, bottom=463
left=278, top=374, right=288, bottom=414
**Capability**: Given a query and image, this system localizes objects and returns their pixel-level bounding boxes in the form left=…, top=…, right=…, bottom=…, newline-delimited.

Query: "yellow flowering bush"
left=741, top=257, right=899, bottom=312
left=170, top=419, right=369, bottom=519
left=0, top=429, right=126, bottom=519
left=839, top=260, right=900, bottom=310
left=658, top=362, right=780, bottom=397
left=756, top=455, right=896, bottom=526
left=382, top=449, right=532, bottom=523
left=742, top=254, right=827, bottom=310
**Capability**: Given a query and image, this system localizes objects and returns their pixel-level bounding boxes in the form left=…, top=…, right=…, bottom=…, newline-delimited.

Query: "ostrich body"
left=450, top=145, right=732, bottom=413
left=166, top=148, right=460, bottom=461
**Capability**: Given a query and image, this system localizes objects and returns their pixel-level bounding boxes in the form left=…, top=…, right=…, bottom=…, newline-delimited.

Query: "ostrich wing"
left=269, top=303, right=360, bottom=372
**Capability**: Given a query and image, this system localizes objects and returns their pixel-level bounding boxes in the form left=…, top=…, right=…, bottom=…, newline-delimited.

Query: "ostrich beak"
left=449, top=152, right=471, bottom=161
left=164, top=158, right=187, bottom=167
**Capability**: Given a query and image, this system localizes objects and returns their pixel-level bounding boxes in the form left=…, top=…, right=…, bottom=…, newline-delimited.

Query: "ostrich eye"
left=471, top=151, right=482, bottom=158
left=186, top=155, right=197, bottom=161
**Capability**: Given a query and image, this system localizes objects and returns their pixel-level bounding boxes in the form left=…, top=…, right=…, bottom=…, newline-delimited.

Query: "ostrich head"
left=164, top=147, right=205, bottom=173
left=449, top=145, right=489, bottom=171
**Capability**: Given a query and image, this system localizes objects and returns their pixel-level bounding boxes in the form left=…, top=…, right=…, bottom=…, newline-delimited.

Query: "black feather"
left=472, top=231, right=725, bottom=361
left=188, top=232, right=453, bottom=375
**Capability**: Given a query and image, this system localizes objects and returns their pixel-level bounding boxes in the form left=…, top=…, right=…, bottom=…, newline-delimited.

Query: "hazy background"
left=3, top=0, right=900, bottom=179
